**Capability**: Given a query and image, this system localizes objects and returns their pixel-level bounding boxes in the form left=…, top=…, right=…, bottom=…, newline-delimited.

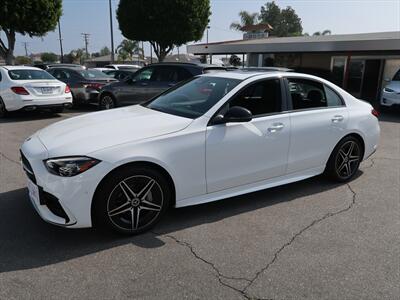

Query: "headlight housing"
left=44, top=157, right=101, bottom=177
left=384, top=87, right=395, bottom=93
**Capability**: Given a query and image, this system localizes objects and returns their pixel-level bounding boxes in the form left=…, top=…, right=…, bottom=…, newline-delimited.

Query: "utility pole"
left=81, top=33, right=90, bottom=61
left=206, top=25, right=211, bottom=64
left=58, top=20, right=64, bottom=63
left=22, top=42, right=29, bottom=56
left=109, top=0, right=115, bottom=63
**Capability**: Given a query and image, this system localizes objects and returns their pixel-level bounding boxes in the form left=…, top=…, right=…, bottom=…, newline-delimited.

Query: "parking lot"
left=0, top=108, right=399, bottom=299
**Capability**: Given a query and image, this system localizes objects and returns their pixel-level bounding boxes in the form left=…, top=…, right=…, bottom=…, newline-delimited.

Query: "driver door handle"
left=267, top=123, right=284, bottom=133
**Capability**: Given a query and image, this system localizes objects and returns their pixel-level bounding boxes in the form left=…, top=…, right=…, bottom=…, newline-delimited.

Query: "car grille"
left=20, top=150, right=37, bottom=184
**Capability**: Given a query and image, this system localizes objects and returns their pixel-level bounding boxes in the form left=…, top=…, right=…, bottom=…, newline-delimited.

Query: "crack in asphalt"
left=0, top=152, right=20, bottom=166
left=156, top=182, right=358, bottom=300
left=241, top=183, right=358, bottom=296
left=152, top=231, right=253, bottom=299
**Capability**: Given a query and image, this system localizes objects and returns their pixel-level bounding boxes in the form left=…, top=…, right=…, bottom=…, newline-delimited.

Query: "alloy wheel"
left=107, top=175, right=163, bottom=232
left=0, top=99, right=6, bottom=118
left=100, top=96, right=114, bottom=110
left=335, top=140, right=360, bottom=179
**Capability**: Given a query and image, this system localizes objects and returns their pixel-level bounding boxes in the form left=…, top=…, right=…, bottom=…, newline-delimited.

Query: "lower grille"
left=39, top=187, right=70, bottom=223
left=20, top=150, right=37, bottom=184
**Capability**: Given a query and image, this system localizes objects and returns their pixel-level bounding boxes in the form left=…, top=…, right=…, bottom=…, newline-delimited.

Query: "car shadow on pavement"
left=379, top=110, right=400, bottom=123
left=0, top=173, right=361, bottom=273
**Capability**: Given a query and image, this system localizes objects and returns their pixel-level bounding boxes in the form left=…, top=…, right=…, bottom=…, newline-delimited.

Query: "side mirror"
left=212, top=106, right=252, bottom=125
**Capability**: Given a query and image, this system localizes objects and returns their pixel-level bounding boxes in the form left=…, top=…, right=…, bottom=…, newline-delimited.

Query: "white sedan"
left=381, top=69, right=400, bottom=108
left=0, top=66, right=72, bottom=117
left=20, top=71, right=380, bottom=234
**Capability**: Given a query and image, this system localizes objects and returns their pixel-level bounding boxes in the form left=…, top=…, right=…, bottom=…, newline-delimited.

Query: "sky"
left=5, top=0, right=400, bottom=57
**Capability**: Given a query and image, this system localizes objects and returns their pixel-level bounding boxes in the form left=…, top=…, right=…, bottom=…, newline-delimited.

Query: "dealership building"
left=187, top=31, right=400, bottom=104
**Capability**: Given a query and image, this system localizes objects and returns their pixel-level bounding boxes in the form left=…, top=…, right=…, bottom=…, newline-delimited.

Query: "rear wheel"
left=0, top=98, right=7, bottom=118
left=99, top=94, right=116, bottom=110
left=325, top=136, right=362, bottom=182
left=93, top=166, right=171, bottom=235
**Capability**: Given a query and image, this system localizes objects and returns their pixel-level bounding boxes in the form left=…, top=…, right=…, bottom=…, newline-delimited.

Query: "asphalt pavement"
left=0, top=107, right=399, bottom=299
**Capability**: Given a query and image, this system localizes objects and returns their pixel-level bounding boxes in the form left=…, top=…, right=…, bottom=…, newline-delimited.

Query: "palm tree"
left=230, top=11, right=259, bottom=31
left=117, top=39, right=143, bottom=62
left=313, top=30, right=331, bottom=36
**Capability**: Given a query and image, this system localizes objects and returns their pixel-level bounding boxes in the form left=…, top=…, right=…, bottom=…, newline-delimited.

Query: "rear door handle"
left=267, top=123, right=284, bottom=133
left=331, top=115, right=344, bottom=123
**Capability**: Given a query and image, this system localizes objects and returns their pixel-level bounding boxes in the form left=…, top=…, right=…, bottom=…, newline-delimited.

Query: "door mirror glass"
left=213, top=106, right=252, bottom=125
left=126, top=77, right=136, bottom=84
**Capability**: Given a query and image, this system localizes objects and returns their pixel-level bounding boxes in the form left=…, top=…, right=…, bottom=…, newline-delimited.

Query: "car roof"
left=1, top=65, right=44, bottom=71
left=202, top=70, right=322, bottom=81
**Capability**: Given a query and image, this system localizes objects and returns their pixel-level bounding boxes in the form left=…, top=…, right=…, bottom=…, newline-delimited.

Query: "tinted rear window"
left=8, top=69, right=55, bottom=80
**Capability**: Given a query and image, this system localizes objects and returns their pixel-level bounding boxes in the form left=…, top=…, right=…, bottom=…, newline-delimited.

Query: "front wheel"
left=325, top=136, right=363, bottom=182
left=99, top=94, right=116, bottom=110
left=93, top=166, right=171, bottom=235
left=0, top=98, right=7, bottom=118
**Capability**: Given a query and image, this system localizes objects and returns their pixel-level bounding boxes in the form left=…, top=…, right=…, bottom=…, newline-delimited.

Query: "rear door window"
left=287, top=78, right=327, bottom=110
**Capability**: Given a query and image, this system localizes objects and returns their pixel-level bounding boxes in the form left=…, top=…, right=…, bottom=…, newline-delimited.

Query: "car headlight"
left=384, top=88, right=395, bottom=93
left=44, top=157, right=101, bottom=177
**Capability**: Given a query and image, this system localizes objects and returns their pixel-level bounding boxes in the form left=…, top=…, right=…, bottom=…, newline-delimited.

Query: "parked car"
left=381, top=69, right=400, bottom=108
left=98, top=62, right=226, bottom=109
left=47, top=67, right=116, bottom=105
left=20, top=71, right=380, bottom=234
left=0, top=66, right=72, bottom=117
left=34, top=63, right=84, bottom=70
left=104, top=64, right=143, bottom=70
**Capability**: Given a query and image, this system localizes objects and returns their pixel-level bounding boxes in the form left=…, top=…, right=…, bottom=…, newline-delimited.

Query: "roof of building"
left=187, top=31, right=400, bottom=54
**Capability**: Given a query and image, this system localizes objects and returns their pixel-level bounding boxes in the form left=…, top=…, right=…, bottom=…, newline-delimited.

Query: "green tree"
left=117, top=0, right=211, bottom=62
left=69, top=49, right=85, bottom=64
left=100, top=46, right=111, bottom=56
left=117, top=39, right=143, bottom=62
left=0, top=0, right=62, bottom=65
left=259, top=1, right=303, bottom=37
left=230, top=11, right=259, bottom=31
left=229, top=54, right=241, bottom=66
left=41, top=52, right=58, bottom=63
left=15, top=55, right=32, bottom=65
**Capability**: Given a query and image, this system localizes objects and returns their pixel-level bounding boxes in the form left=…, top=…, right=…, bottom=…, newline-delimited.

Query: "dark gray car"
left=47, top=67, right=116, bottom=105
left=98, top=63, right=226, bottom=109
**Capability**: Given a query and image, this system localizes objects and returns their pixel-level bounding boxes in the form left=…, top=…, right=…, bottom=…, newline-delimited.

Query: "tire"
left=51, top=107, right=64, bottom=114
left=93, top=165, right=172, bottom=235
left=325, top=136, right=363, bottom=182
left=0, top=98, right=7, bottom=118
left=99, top=94, right=116, bottom=110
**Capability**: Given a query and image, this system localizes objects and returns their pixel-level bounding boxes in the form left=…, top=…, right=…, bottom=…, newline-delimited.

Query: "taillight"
left=11, top=86, right=30, bottom=95
left=65, top=85, right=71, bottom=93
left=84, top=83, right=105, bottom=90
left=371, top=108, right=379, bottom=118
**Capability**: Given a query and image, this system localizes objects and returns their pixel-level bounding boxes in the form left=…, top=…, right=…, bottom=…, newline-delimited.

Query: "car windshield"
left=393, top=70, right=400, bottom=81
left=144, top=76, right=241, bottom=119
left=78, top=69, right=110, bottom=79
left=8, top=69, right=55, bottom=80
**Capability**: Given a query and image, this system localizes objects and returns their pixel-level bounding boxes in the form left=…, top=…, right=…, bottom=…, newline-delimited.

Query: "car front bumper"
left=381, top=91, right=400, bottom=107
left=20, top=135, right=112, bottom=228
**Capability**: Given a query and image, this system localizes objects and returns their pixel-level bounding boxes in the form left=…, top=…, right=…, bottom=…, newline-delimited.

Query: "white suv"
left=0, top=66, right=73, bottom=118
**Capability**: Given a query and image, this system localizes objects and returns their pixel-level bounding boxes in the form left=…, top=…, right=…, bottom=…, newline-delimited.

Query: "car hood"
left=386, top=81, right=400, bottom=92
left=37, top=105, right=192, bottom=157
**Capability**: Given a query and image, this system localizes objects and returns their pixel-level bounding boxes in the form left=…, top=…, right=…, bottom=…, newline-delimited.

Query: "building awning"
left=187, top=31, right=400, bottom=55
